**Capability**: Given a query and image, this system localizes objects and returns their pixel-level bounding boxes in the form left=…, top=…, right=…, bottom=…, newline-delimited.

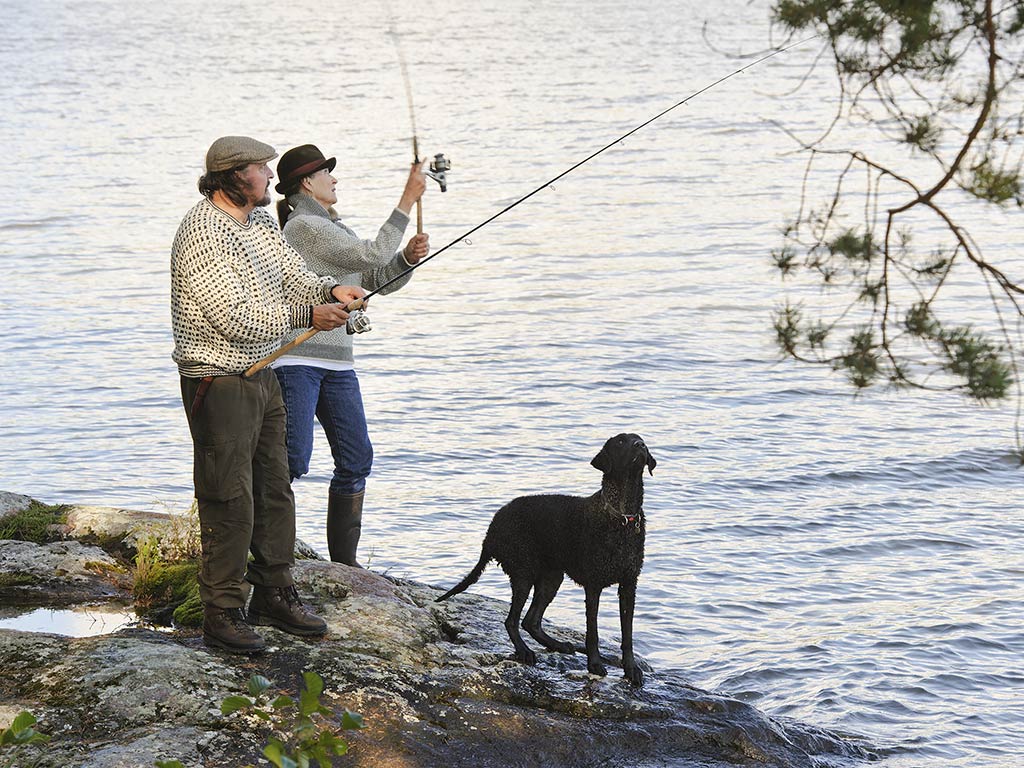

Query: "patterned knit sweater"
left=171, top=199, right=339, bottom=377
left=278, top=193, right=414, bottom=365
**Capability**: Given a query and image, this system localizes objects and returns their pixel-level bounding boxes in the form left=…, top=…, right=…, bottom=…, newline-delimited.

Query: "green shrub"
left=221, top=672, right=363, bottom=768
left=0, top=710, right=49, bottom=768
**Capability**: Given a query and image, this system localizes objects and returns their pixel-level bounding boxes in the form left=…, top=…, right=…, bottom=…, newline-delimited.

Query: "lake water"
left=1, top=1, right=1022, bottom=765
left=0, top=605, right=137, bottom=638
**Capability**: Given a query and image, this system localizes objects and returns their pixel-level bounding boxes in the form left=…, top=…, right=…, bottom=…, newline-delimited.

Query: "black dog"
left=436, top=433, right=655, bottom=685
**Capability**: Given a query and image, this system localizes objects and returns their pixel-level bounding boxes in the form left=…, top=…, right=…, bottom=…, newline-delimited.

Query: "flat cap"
left=205, top=136, right=278, bottom=173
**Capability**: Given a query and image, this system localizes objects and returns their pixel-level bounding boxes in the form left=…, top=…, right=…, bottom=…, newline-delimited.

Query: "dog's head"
left=591, top=433, right=656, bottom=477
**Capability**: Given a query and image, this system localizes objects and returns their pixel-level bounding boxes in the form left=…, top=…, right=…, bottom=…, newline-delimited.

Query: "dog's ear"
left=591, top=446, right=609, bottom=473
left=645, top=448, right=657, bottom=475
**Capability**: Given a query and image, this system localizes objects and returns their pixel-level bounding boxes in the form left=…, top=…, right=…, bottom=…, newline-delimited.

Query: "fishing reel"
left=346, top=309, right=372, bottom=335
left=424, top=153, right=451, bottom=192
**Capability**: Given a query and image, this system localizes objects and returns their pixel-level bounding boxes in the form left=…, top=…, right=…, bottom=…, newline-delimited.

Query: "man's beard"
left=243, top=179, right=271, bottom=208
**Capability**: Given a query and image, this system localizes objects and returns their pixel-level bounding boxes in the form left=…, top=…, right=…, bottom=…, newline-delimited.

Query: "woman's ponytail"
left=276, top=198, right=292, bottom=229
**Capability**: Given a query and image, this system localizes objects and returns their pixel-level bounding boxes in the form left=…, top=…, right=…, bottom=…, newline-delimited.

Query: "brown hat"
left=275, top=144, right=336, bottom=194
left=205, top=136, right=278, bottom=173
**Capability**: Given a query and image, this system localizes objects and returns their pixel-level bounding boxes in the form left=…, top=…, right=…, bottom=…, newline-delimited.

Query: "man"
left=170, top=135, right=366, bottom=653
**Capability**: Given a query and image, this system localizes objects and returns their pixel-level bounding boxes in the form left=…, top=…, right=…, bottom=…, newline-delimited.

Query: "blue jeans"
left=274, top=366, right=373, bottom=495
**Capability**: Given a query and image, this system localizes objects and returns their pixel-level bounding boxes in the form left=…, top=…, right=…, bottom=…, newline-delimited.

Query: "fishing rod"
left=244, top=34, right=817, bottom=378
left=338, top=18, right=449, bottom=337
left=357, top=34, right=819, bottom=302
left=390, top=19, right=451, bottom=234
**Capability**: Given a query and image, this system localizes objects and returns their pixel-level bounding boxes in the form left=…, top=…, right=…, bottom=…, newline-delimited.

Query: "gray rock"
left=294, top=537, right=325, bottom=561
left=0, top=496, right=875, bottom=766
left=0, top=540, right=127, bottom=604
left=0, top=491, right=33, bottom=517
left=0, top=630, right=251, bottom=767
left=64, top=504, right=179, bottom=551
left=3, top=562, right=870, bottom=767
left=61, top=499, right=321, bottom=562
left=279, top=562, right=872, bottom=768
left=0, top=498, right=320, bottom=612
left=75, top=726, right=210, bottom=768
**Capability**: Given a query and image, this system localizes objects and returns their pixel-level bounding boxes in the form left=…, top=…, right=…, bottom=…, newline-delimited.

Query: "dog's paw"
left=623, top=665, right=644, bottom=686
left=516, top=648, right=537, bottom=665
left=587, top=659, right=608, bottom=677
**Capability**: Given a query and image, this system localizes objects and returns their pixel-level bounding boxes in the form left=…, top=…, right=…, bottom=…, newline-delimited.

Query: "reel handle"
left=413, top=140, right=424, bottom=235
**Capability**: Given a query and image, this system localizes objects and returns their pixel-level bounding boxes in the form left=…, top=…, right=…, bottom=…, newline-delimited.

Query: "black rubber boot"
left=327, top=490, right=364, bottom=567
left=247, top=585, right=328, bottom=637
left=203, top=606, right=266, bottom=654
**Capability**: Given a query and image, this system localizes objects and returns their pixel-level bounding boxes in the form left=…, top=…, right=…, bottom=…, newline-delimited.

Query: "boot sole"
left=203, top=632, right=266, bottom=654
left=248, top=612, right=327, bottom=637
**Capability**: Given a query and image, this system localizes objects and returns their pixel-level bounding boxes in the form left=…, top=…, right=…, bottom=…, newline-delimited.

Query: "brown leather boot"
left=327, top=491, right=364, bottom=567
left=247, top=585, right=328, bottom=637
left=203, top=607, right=266, bottom=654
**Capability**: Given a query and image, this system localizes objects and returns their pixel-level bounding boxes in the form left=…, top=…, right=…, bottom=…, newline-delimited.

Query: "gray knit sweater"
left=279, top=193, right=414, bottom=364
left=170, top=199, right=338, bottom=377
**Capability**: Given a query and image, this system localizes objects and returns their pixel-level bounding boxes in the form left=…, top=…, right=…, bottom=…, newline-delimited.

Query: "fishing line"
left=386, top=9, right=422, bottom=237
left=359, top=33, right=820, bottom=304
left=244, top=34, right=817, bottom=377
left=389, top=17, right=419, bottom=148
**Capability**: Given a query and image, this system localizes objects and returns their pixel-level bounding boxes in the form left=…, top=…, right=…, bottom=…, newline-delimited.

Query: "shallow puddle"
left=0, top=604, right=138, bottom=637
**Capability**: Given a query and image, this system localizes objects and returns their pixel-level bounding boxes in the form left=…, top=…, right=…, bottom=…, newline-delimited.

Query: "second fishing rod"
left=245, top=35, right=816, bottom=377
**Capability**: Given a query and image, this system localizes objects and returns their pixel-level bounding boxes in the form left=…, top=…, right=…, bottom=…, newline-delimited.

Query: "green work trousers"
left=180, top=369, right=296, bottom=609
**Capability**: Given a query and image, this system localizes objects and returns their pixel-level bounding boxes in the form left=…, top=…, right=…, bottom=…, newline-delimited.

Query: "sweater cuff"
left=388, top=207, right=410, bottom=231
left=290, top=305, right=313, bottom=328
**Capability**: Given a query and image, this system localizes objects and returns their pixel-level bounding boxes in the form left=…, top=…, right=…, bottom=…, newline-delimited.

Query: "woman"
left=273, top=143, right=429, bottom=566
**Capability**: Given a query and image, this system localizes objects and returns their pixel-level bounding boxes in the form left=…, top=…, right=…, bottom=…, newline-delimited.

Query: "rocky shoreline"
left=0, top=491, right=874, bottom=767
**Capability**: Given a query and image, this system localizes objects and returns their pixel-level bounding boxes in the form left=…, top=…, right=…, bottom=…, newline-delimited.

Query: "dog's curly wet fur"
left=436, top=433, right=655, bottom=685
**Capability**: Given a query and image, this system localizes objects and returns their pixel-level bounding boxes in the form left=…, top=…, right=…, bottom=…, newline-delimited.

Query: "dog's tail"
left=435, top=548, right=491, bottom=602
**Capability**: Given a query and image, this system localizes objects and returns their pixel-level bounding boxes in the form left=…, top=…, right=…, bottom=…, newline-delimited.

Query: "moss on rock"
left=132, top=537, right=202, bottom=625
left=171, top=586, right=203, bottom=627
left=0, top=572, right=41, bottom=589
left=0, top=502, right=68, bottom=544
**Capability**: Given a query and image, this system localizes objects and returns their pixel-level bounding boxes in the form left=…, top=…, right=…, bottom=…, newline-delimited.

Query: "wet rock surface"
left=0, top=493, right=874, bottom=767
left=0, top=540, right=127, bottom=604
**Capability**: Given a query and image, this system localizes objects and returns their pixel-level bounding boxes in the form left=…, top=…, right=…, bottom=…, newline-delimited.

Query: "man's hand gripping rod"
left=244, top=296, right=368, bottom=378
